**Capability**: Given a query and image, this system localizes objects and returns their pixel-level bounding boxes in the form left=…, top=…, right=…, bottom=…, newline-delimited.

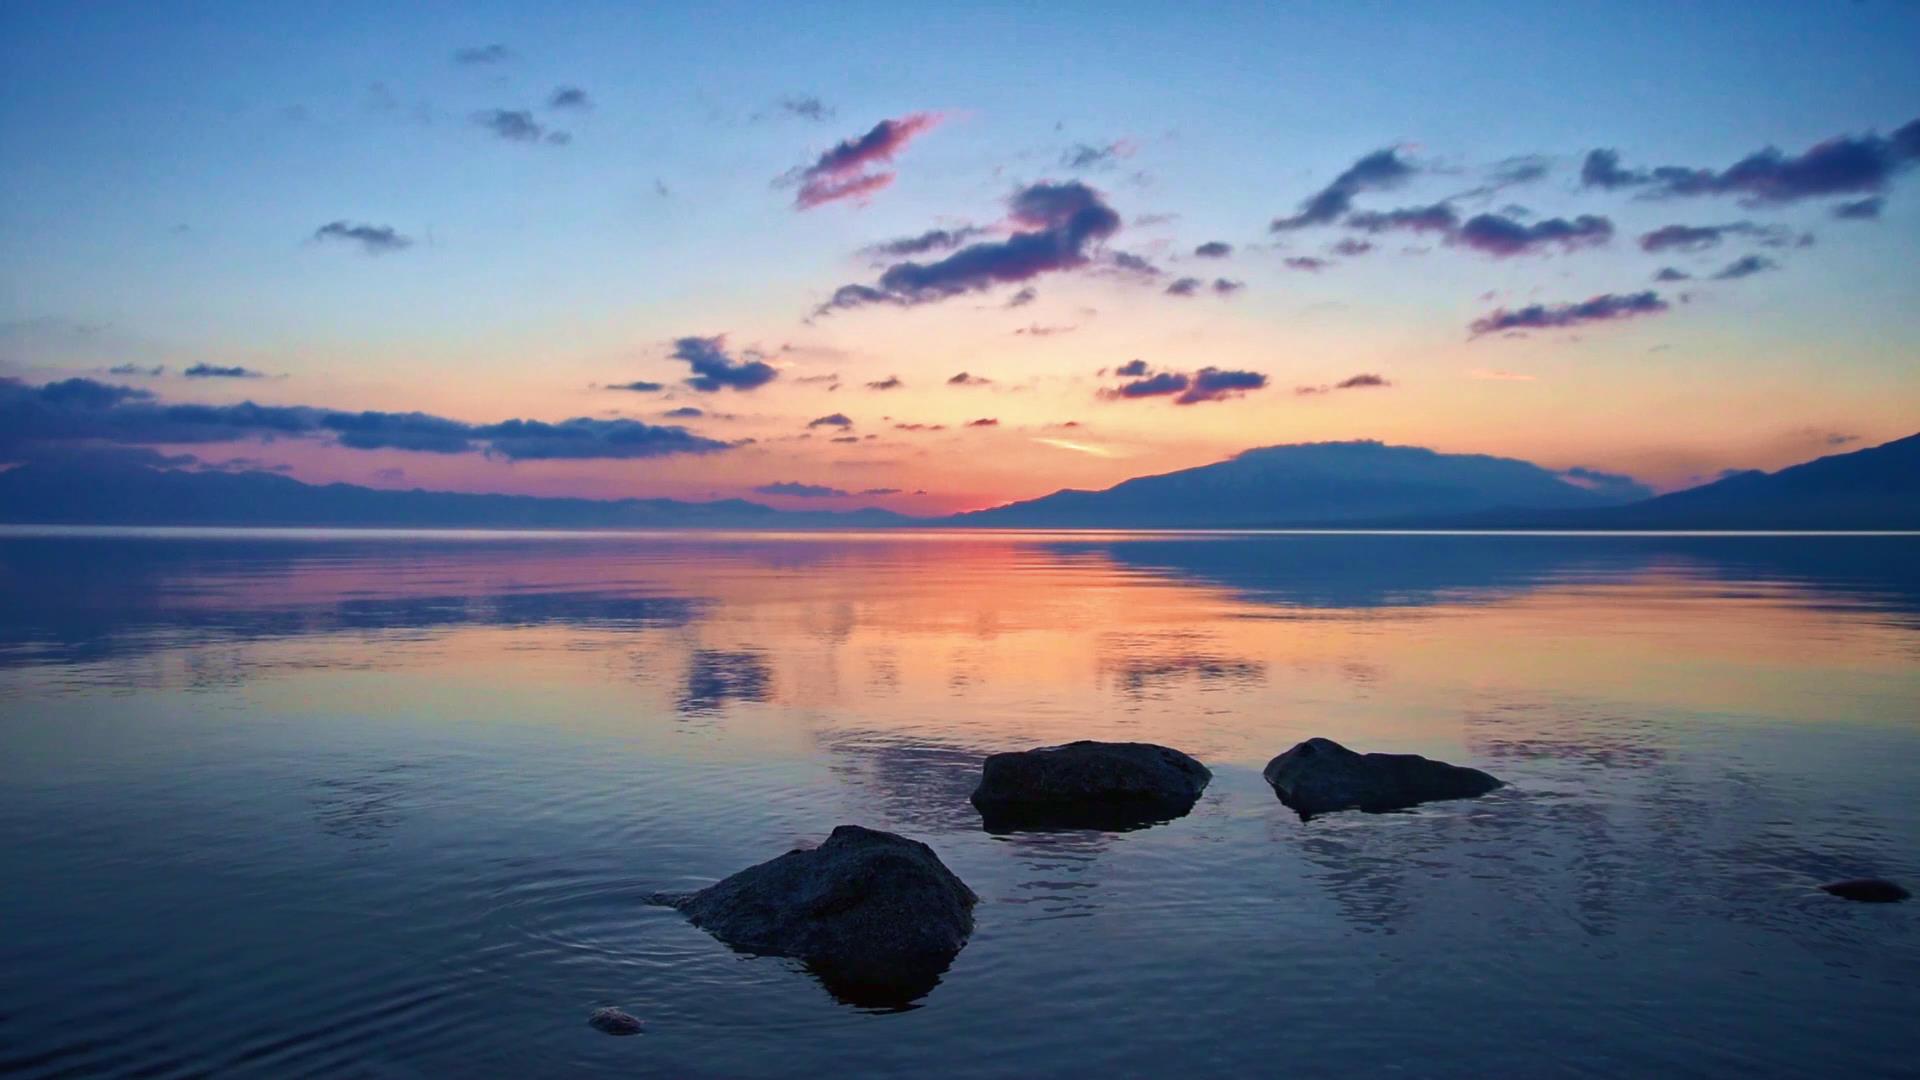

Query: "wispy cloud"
left=313, top=221, right=411, bottom=254
left=1470, top=291, right=1669, bottom=337
left=787, top=113, right=940, bottom=210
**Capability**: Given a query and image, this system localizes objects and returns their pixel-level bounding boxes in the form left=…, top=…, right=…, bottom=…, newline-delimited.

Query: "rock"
left=969, top=740, right=1212, bottom=832
left=652, top=825, right=976, bottom=1007
left=1820, top=878, right=1910, bottom=903
left=1263, top=737, right=1501, bottom=818
left=587, top=1007, right=643, bottom=1036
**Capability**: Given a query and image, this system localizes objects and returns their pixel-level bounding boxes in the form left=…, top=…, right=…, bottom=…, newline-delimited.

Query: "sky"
left=2, top=0, right=1917, bottom=513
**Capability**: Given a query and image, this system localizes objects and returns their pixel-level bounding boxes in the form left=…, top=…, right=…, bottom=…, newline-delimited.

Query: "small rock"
left=970, top=740, right=1211, bottom=832
left=652, top=825, right=976, bottom=1008
left=588, top=1007, right=643, bottom=1036
left=1263, top=737, right=1501, bottom=818
left=1820, top=878, right=1910, bottom=903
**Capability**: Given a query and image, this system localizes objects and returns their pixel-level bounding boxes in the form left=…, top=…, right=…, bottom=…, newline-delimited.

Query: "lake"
left=1, top=528, right=1916, bottom=1078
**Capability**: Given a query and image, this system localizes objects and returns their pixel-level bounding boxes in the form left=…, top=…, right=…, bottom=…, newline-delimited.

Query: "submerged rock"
left=587, top=1007, right=643, bottom=1036
left=1820, top=878, right=1910, bottom=903
left=651, top=825, right=976, bottom=1008
left=1263, top=737, right=1501, bottom=818
left=969, top=740, right=1212, bottom=832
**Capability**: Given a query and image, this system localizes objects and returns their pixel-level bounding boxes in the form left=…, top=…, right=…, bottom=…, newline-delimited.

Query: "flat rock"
left=1263, top=737, right=1501, bottom=818
left=587, top=1007, right=643, bottom=1036
left=1820, top=878, right=1910, bottom=903
left=970, top=740, right=1212, bottom=832
left=652, top=825, right=976, bottom=1008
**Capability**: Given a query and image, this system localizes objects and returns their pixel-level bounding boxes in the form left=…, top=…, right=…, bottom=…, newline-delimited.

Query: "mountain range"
left=0, top=433, right=1913, bottom=531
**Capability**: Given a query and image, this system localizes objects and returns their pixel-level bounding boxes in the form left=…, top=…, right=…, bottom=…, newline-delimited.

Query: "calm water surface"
left=2, top=529, right=1917, bottom=1078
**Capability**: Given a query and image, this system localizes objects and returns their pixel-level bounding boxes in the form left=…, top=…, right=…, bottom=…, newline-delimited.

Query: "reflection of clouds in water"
left=677, top=649, right=771, bottom=716
left=310, top=763, right=424, bottom=844
left=1098, top=631, right=1265, bottom=698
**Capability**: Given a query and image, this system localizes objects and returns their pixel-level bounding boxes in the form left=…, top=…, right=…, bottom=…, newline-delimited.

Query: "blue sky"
left=2, top=1, right=1917, bottom=509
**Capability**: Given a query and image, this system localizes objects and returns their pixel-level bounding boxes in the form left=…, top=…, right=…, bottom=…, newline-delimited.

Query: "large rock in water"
left=970, top=740, right=1211, bottom=831
left=1820, top=878, right=1910, bottom=903
left=652, top=825, right=976, bottom=1007
left=1263, top=737, right=1501, bottom=818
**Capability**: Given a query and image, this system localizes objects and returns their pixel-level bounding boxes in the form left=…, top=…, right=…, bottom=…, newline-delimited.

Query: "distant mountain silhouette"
left=1438, top=432, right=1920, bottom=531
left=948, top=441, right=1647, bottom=528
left=0, top=459, right=909, bottom=529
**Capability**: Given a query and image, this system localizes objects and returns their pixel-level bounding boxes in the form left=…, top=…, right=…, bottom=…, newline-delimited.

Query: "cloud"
left=607, top=380, right=664, bottom=392
left=473, top=109, right=568, bottom=145
left=1580, top=119, right=1920, bottom=203
left=1559, top=466, right=1653, bottom=501
left=865, top=375, right=904, bottom=390
left=1271, top=148, right=1417, bottom=230
left=1295, top=373, right=1393, bottom=396
left=0, top=376, right=732, bottom=462
left=893, top=422, right=946, bottom=431
left=754, top=481, right=848, bottom=498
left=807, top=412, right=853, bottom=428
left=1833, top=196, right=1884, bottom=220
left=1329, top=238, right=1374, bottom=256
left=548, top=86, right=591, bottom=110
left=453, top=44, right=511, bottom=65
left=1015, top=323, right=1075, bottom=336
left=672, top=335, right=778, bottom=392
left=662, top=406, right=704, bottom=418
left=781, top=95, right=835, bottom=122
left=1452, top=213, right=1613, bottom=257
left=1469, top=291, right=1669, bottom=336
left=1653, top=267, right=1692, bottom=282
left=1283, top=256, right=1330, bottom=272
left=1710, top=254, right=1778, bottom=280
left=313, top=221, right=411, bottom=254
left=1062, top=141, right=1132, bottom=170
left=1637, top=221, right=1798, bottom=252
left=1098, top=366, right=1266, bottom=405
left=965, top=417, right=999, bottom=427
left=1165, top=276, right=1202, bottom=296
left=1344, top=202, right=1459, bottom=235
left=860, top=487, right=901, bottom=496
left=1004, top=286, right=1037, bottom=308
left=183, top=363, right=264, bottom=379
left=816, top=180, right=1122, bottom=313
left=1194, top=241, right=1232, bottom=258
left=107, top=363, right=165, bottom=376
left=1211, top=278, right=1244, bottom=296
left=862, top=227, right=985, bottom=258
left=947, top=372, right=991, bottom=386
left=789, top=113, right=940, bottom=209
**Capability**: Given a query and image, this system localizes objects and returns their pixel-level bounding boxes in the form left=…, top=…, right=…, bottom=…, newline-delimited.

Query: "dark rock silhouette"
left=651, top=825, right=976, bottom=1008
left=1819, top=878, right=1910, bottom=903
left=971, top=740, right=1211, bottom=832
left=587, top=1007, right=643, bottom=1035
left=1264, top=737, right=1501, bottom=818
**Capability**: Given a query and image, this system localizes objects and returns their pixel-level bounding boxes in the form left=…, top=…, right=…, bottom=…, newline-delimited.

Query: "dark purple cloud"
left=672, top=336, right=778, bottom=392
left=1832, top=196, right=1884, bottom=220
left=1211, top=278, right=1244, bottom=296
left=0, top=377, right=731, bottom=462
left=1330, top=238, right=1375, bottom=256
left=1271, top=148, right=1417, bottom=231
left=947, top=372, right=991, bottom=386
left=1335, top=373, right=1391, bottom=389
left=1452, top=213, right=1613, bottom=257
left=473, top=109, right=568, bottom=145
left=965, top=417, right=999, bottom=427
left=859, top=487, right=901, bottom=496
left=1284, top=256, right=1329, bottom=272
left=1580, top=119, right=1920, bottom=203
left=1176, top=367, right=1267, bottom=404
left=183, top=363, right=264, bottom=379
left=1165, top=277, right=1203, bottom=296
left=862, top=227, right=986, bottom=258
left=1343, top=202, right=1459, bottom=235
left=1104, top=371, right=1189, bottom=399
left=806, top=412, right=853, bottom=428
left=313, top=221, right=411, bottom=254
left=1710, top=254, right=1778, bottom=280
left=1469, top=291, right=1669, bottom=337
left=1114, top=359, right=1150, bottom=377
left=1638, top=221, right=1799, bottom=252
left=1653, top=267, right=1692, bottom=282
left=548, top=86, right=591, bottom=110
left=607, top=380, right=664, bottom=392
left=662, top=406, right=704, bottom=418
left=817, top=181, right=1122, bottom=314
left=790, top=113, right=940, bottom=209
left=865, top=375, right=904, bottom=390
left=1194, top=241, right=1233, bottom=258
left=1004, top=286, right=1037, bottom=308
left=755, top=481, right=848, bottom=498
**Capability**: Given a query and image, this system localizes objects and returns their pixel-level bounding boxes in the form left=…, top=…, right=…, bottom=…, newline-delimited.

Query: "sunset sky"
left=3, top=1, right=1917, bottom=513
